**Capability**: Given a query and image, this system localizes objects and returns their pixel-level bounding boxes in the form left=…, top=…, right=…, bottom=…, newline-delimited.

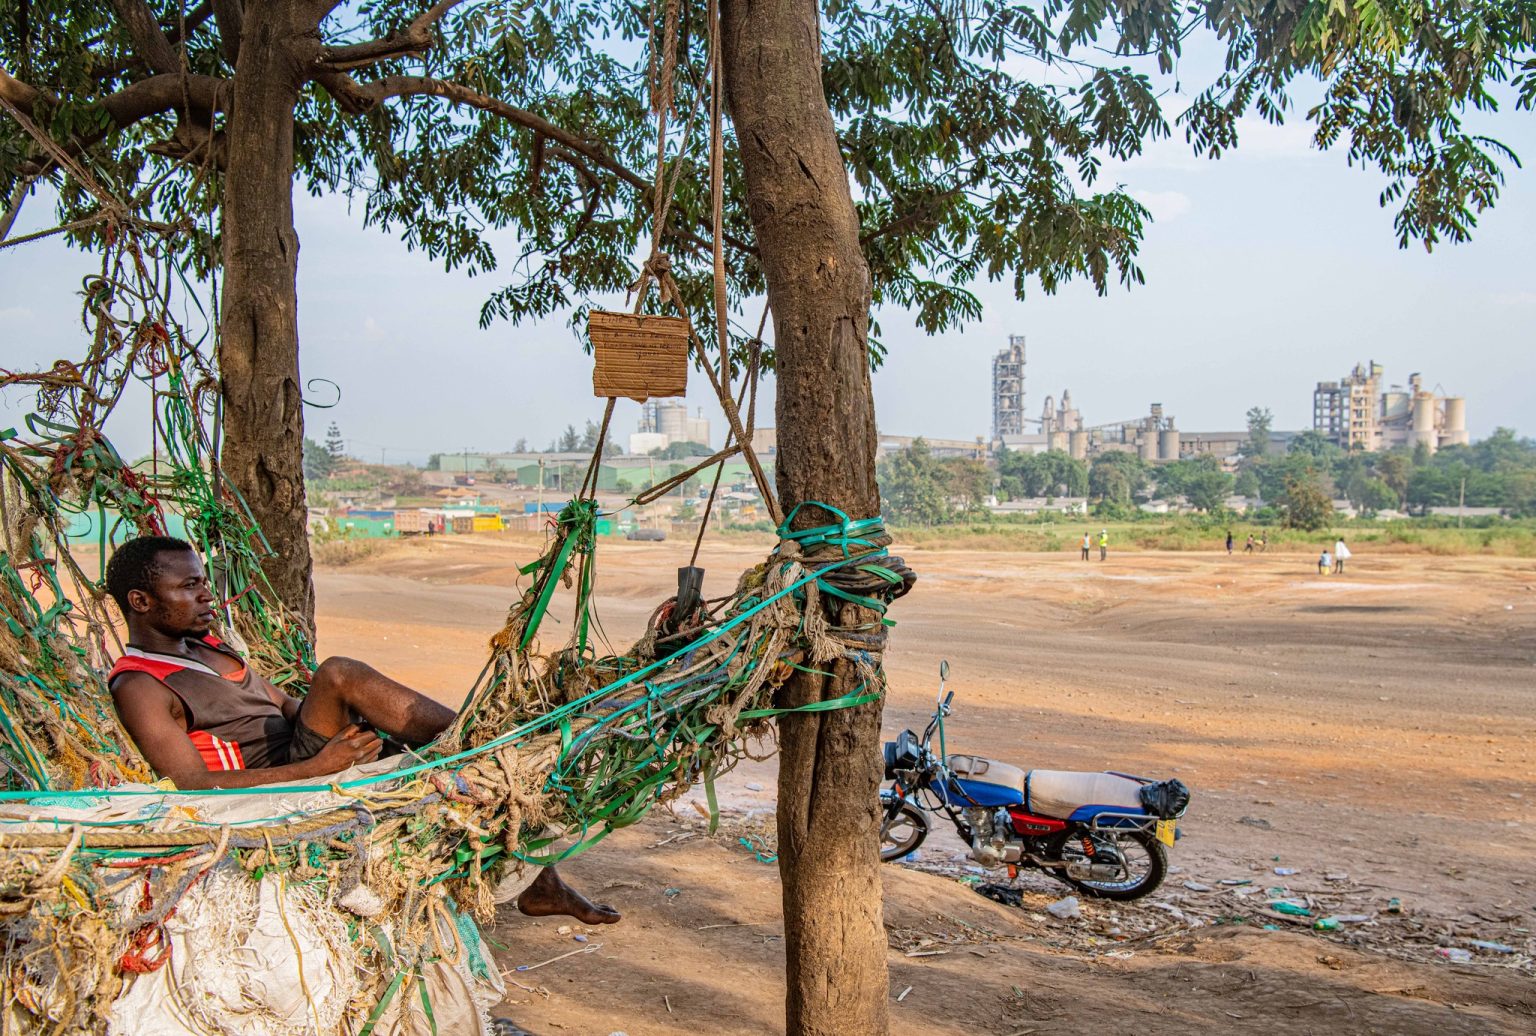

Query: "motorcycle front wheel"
left=878, top=793, right=928, bottom=862
left=1058, top=828, right=1167, bottom=901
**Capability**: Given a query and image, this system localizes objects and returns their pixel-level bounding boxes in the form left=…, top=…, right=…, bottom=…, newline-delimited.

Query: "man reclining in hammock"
left=104, top=534, right=619, bottom=926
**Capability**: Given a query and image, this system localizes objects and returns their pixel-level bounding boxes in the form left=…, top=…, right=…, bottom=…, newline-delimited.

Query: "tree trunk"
left=721, top=3, right=889, bottom=1034
left=218, top=1, right=317, bottom=627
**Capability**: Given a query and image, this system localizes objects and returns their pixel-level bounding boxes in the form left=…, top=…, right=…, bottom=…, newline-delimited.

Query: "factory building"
left=1313, top=362, right=1467, bottom=454
left=629, top=399, right=713, bottom=454
left=992, top=337, right=1026, bottom=441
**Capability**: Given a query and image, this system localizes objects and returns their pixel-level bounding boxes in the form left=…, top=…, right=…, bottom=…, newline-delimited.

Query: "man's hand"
left=309, top=723, right=382, bottom=774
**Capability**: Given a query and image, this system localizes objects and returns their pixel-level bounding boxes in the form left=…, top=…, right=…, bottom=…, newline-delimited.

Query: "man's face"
left=127, top=550, right=216, bottom=638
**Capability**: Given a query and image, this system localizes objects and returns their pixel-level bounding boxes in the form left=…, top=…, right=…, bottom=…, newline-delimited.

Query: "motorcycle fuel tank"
left=938, top=755, right=1027, bottom=807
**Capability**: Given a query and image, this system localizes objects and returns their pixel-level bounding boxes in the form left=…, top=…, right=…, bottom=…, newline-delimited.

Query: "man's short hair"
left=105, top=535, right=197, bottom=613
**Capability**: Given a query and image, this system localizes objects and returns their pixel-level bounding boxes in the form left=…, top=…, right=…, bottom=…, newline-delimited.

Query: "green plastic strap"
left=703, top=768, right=720, bottom=835
left=358, top=969, right=409, bottom=1036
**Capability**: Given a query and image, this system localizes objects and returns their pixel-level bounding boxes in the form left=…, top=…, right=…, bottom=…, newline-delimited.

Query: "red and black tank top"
left=108, top=634, right=293, bottom=771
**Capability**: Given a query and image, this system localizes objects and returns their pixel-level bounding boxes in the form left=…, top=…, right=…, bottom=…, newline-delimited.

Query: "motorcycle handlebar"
left=943, top=690, right=954, bottom=708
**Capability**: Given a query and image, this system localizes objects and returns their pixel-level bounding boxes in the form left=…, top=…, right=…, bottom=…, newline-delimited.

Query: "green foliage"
left=996, top=448, right=1087, bottom=499
left=876, top=438, right=994, bottom=524
left=6, top=0, right=1532, bottom=370
left=1243, top=406, right=1273, bottom=458
left=1280, top=469, right=1335, bottom=530
left=649, top=441, right=713, bottom=460
left=1088, top=450, right=1147, bottom=504
left=302, top=436, right=334, bottom=481
left=324, top=422, right=346, bottom=464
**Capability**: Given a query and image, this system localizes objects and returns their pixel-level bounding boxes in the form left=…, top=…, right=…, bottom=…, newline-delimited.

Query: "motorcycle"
left=880, top=661, right=1191, bottom=901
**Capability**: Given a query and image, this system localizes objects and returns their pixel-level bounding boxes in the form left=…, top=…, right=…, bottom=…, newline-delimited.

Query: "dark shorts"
left=284, top=708, right=405, bottom=767
left=286, top=713, right=334, bottom=765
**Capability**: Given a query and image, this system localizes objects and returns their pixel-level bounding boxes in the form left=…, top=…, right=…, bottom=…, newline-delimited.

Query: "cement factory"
left=988, top=338, right=1467, bottom=465
left=1312, top=361, right=1468, bottom=455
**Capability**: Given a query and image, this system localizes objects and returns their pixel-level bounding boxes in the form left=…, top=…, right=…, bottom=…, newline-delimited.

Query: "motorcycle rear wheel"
left=1058, top=829, right=1167, bottom=901
left=878, top=794, right=928, bottom=863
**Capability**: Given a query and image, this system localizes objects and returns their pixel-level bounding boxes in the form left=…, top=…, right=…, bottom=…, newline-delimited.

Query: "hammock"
left=0, top=224, right=907, bottom=1036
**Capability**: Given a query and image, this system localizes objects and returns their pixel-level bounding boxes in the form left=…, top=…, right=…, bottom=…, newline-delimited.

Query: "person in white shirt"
left=1081, top=531, right=1092, bottom=561
left=1334, top=537, right=1352, bottom=574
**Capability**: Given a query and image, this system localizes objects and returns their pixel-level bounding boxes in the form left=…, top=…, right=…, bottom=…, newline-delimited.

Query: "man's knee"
left=313, top=656, right=371, bottom=696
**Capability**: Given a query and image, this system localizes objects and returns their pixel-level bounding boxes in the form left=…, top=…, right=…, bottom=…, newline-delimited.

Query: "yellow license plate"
left=1155, top=819, right=1176, bottom=847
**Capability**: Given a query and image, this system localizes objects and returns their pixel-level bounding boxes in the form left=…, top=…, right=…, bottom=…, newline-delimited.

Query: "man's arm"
left=261, top=678, right=302, bottom=723
left=111, top=673, right=379, bottom=789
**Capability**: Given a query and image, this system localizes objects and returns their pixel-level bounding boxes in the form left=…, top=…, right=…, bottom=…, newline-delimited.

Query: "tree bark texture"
left=218, top=1, right=318, bottom=628
left=721, top=2, right=889, bottom=1034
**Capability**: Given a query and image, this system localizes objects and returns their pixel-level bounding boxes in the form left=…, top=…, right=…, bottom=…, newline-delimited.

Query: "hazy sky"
left=4, top=58, right=1533, bottom=465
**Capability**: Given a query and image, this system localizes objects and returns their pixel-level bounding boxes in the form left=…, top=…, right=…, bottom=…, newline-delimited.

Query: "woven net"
left=0, top=217, right=908, bottom=1032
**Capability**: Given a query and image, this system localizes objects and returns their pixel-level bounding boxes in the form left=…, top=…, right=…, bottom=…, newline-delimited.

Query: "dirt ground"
left=312, top=534, right=1536, bottom=1034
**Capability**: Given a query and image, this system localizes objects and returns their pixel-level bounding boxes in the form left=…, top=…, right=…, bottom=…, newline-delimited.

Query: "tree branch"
left=325, top=73, right=756, bottom=257
left=3, top=66, right=229, bottom=176
left=315, top=0, right=469, bottom=72
left=0, top=177, right=33, bottom=242
left=108, top=0, right=183, bottom=75
left=210, top=0, right=244, bottom=66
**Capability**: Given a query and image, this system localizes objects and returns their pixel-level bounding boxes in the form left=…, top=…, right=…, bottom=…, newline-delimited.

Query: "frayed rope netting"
left=0, top=217, right=912, bottom=1035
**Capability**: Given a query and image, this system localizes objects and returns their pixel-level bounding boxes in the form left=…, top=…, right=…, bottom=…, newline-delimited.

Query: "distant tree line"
left=876, top=425, right=1536, bottom=528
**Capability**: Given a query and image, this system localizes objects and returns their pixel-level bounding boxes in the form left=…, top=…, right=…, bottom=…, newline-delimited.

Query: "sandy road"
left=311, top=534, right=1536, bottom=1033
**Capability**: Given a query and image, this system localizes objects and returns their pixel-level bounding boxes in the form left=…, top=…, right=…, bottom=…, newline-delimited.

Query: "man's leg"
left=305, top=659, right=620, bottom=925
left=516, top=867, right=621, bottom=925
left=300, top=656, right=457, bottom=743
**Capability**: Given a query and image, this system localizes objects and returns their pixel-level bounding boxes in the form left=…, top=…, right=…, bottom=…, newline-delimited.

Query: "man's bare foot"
left=516, top=866, right=621, bottom=925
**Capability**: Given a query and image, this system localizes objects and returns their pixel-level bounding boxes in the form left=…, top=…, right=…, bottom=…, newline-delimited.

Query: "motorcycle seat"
left=1026, top=770, right=1144, bottom=820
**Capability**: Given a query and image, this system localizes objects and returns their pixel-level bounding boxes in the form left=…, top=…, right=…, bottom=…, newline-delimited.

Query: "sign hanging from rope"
left=587, top=310, right=690, bottom=401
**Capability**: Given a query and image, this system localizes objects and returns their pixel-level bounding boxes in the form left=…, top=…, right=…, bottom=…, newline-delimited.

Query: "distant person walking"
left=1318, top=548, right=1332, bottom=575
left=1334, top=537, right=1351, bottom=574
left=1244, top=534, right=1255, bottom=554
left=1225, top=530, right=1234, bottom=555
left=1081, top=531, right=1092, bottom=561
left=1098, top=529, right=1108, bottom=562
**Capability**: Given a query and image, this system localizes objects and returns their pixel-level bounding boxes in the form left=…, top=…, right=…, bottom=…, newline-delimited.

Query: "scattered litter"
left=1470, top=940, right=1515, bottom=954
left=1325, top=872, right=1350, bottom=882
left=1046, top=897, right=1082, bottom=920
left=664, top=995, right=673, bottom=1014
left=1151, top=902, right=1186, bottom=921
left=738, top=835, right=778, bottom=864
left=1317, top=954, right=1344, bottom=970
left=1238, top=816, right=1272, bottom=829
left=510, top=943, right=602, bottom=974
left=1220, top=878, right=1253, bottom=886
left=744, top=782, right=764, bottom=792
left=1268, top=900, right=1312, bottom=917
left=1332, top=915, right=1371, bottom=924
left=1436, top=947, right=1474, bottom=964
left=1274, top=867, right=1299, bottom=876
left=557, top=925, right=571, bottom=936
left=896, top=986, right=913, bottom=1002
left=573, top=934, right=588, bottom=943
left=664, top=887, right=683, bottom=899
left=1313, top=917, right=1339, bottom=931
left=1385, top=897, right=1403, bottom=914
left=976, top=884, right=1024, bottom=908
left=1183, top=881, right=1213, bottom=892
left=904, top=948, right=950, bottom=958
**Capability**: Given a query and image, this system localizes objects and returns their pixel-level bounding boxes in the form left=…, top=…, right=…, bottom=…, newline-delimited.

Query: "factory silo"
left=657, top=400, right=689, bottom=443
left=1441, top=397, right=1469, bottom=448
left=1069, top=430, right=1088, bottom=460
left=1159, top=428, right=1181, bottom=461
left=1410, top=394, right=1437, bottom=454
left=1139, top=435, right=1158, bottom=463
left=1048, top=430, right=1070, bottom=452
